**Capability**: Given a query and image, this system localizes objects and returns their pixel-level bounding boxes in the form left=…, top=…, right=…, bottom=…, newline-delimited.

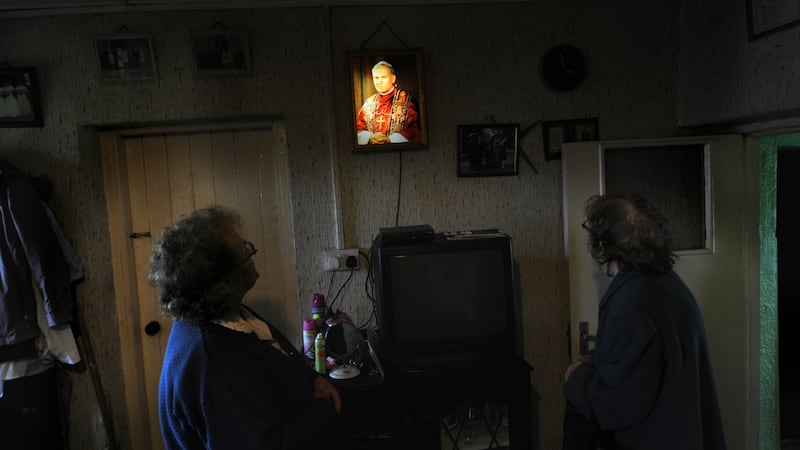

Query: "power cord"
left=358, top=249, right=376, bottom=330
left=328, top=267, right=354, bottom=311
left=395, top=151, right=403, bottom=227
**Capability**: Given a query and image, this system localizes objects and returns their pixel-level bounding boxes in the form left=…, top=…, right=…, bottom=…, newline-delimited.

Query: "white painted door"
left=562, top=135, right=758, bottom=450
left=102, top=124, right=298, bottom=450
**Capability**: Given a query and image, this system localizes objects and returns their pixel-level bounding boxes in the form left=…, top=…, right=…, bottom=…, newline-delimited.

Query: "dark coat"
left=0, top=159, right=72, bottom=360
left=564, top=270, right=727, bottom=450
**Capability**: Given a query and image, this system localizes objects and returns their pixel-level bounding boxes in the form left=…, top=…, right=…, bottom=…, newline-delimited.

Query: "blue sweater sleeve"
left=160, top=323, right=339, bottom=450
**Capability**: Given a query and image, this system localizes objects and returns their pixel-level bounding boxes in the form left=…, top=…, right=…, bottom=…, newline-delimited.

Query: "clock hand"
left=559, top=52, right=578, bottom=75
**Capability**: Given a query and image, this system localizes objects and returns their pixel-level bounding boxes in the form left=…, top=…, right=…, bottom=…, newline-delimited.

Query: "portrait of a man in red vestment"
left=350, top=49, right=427, bottom=150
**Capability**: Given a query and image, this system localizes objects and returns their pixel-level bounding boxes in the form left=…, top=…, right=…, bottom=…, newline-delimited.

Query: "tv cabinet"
left=332, top=356, right=533, bottom=450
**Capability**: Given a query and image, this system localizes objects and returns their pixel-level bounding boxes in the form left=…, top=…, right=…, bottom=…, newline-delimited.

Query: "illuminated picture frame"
left=457, top=124, right=520, bottom=177
left=0, top=67, right=43, bottom=128
left=94, top=34, right=158, bottom=82
left=349, top=48, right=428, bottom=152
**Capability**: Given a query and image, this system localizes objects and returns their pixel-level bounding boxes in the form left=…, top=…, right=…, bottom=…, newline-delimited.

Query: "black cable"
left=328, top=268, right=354, bottom=311
left=395, top=151, right=403, bottom=227
left=360, top=249, right=375, bottom=304
left=357, top=249, right=377, bottom=330
left=325, top=269, right=336, bottom=300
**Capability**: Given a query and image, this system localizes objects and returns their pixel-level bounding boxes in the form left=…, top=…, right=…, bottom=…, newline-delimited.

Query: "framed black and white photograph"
left=95, top=34, right=158, bottom=82
left=543, top=117, right=599, bottom=161
left=747, top=0, right=800, bottom=40
left=457, top=124, right=520, bottom=177
left=349, top=48, right=427, bottom=152
left=0, top=67, right=43, bottom=127
left=191, top=30, right=251, bottom=78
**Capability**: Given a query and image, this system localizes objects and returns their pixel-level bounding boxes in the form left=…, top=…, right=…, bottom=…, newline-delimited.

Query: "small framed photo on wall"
left=0, top=67, right=43, bottom=127
left=457, top=124, right=520, bottom=177
left=191, top=30, right=251, bottom=78
left=542, top=117, right=599, bottom=161
left=94, top=34, right=158, bottom=82
left=349, top=48, right=428, bottom=152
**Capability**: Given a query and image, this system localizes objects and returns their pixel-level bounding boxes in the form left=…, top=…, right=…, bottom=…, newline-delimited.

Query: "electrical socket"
left=323, top=248, right=360, bottom=272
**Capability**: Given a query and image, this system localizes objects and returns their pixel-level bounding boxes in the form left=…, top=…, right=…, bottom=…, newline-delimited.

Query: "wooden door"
left=102, top=123, right=297, bottom=450
left=562, top=135, right=759, bottom=449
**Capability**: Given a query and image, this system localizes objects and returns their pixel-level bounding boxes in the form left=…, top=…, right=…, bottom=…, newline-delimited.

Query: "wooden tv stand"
left=331, top=355, right=533, bottom=450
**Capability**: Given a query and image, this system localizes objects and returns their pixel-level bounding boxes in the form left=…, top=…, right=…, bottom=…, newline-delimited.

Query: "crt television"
left=371, top=232, right=517, bottom=375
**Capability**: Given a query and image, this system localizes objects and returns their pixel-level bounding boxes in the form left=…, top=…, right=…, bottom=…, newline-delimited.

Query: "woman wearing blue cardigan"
left=149, top=206, right=341, bottom=450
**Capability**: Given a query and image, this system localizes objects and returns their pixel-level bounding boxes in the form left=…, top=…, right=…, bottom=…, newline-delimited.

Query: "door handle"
left=144, top=321, right=161, bottom=336
left=579, top=321, right=596, bottom=356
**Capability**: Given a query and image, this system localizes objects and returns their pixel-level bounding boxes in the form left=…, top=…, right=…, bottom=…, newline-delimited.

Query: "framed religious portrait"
left=94, top=34, right=158, bottom=82
left=542, top=117, right=599, bottom=161
left=0, top=67, right=43, bottom=127
left=349, top=48, right=428, bottom=152
left=457, top=124, right=520, bottom=177
left=191, top=30, right=251, bottom=79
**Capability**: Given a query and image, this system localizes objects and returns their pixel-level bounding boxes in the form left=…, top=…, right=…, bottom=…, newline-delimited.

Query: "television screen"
left=372, top=233, right=516, bottom=374
left=389, top=248, right=508, bottom=343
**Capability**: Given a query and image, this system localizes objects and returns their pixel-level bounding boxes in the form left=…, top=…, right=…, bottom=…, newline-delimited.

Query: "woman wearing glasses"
left=149, top=206, right=341, bottom=450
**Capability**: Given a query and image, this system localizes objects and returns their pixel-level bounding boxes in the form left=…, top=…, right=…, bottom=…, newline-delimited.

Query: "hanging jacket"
left=0, top=159, right=72, bottom=361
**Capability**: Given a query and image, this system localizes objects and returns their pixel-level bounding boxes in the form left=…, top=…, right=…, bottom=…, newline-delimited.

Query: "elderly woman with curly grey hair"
left=563, top=194, right=726, bottom=450
left=149, top=206, right=341, bottom=450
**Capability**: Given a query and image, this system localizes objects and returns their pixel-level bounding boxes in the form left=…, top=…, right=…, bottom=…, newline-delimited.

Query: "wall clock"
left=541, top=44, right=587, bottom=92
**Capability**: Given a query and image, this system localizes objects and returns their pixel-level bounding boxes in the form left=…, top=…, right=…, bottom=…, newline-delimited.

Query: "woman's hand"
left=313, top=376, right=342, bottom=413
left=564, top=355, right=593, bottom=382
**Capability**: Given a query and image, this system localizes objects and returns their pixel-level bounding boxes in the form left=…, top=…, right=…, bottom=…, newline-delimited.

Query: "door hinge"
left=129, top=231, right=152, bottom=239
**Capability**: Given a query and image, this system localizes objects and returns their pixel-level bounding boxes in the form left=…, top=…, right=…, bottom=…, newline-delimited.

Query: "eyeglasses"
left=244, top=241, right=258, bottom=260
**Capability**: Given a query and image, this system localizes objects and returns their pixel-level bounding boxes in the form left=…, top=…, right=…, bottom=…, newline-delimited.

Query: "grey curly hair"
left=583, top=194, right=676, bottom=274
left=148, top=206, right=253, bottom=323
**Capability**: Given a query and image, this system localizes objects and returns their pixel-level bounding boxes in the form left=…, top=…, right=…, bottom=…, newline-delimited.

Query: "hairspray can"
left=302, top=319, right=317, bottom=359
left=311, top=293, right=328, bottom=320
left=314, top=333, right=327, bottom=374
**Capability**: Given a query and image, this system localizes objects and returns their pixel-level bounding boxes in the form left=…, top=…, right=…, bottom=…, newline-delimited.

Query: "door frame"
left=99, top=120, right=286, bottom=450
left=756, top=134, right=800, bottom=449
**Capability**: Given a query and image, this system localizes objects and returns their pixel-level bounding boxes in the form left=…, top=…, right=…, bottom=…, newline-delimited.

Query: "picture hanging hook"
left=359, top=19, right=409, bottom=50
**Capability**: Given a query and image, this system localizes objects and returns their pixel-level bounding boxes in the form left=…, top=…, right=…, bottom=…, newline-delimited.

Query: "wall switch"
left=323, top=248, right=360, bottom=271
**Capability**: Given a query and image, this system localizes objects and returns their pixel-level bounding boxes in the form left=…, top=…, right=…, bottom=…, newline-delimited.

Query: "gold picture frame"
left=349, top=48, right=428, bottom=152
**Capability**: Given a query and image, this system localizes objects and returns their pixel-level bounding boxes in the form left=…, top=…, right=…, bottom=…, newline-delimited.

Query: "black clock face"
left=541, top=44, right=586, bottom=92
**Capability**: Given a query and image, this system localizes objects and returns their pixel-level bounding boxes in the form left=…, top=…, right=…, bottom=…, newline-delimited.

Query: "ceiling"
left=0, top=0, right=537, bottom=18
